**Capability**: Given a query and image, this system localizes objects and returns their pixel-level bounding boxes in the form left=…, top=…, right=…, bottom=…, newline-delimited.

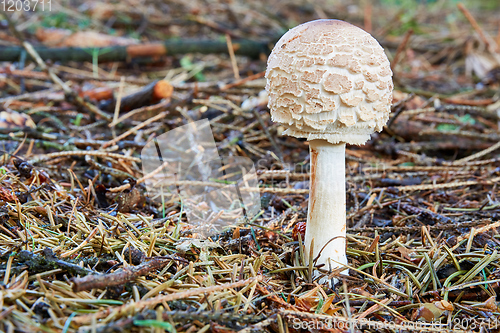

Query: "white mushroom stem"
left=305, top=139, right=348, bottom=276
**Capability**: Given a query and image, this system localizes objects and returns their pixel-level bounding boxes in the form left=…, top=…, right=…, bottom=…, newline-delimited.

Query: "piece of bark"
left=101, top=80, right=173, bottom=113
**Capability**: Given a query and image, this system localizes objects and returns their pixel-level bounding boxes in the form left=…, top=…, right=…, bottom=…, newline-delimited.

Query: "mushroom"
left=265, top=19, right=393, bottom=281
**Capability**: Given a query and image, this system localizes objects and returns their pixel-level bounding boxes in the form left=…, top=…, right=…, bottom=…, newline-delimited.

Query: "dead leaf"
left=412, top=301, right=453, bottom=322
left=292, top=221, right=306, bottom=241
left=294, top=286, right=338, bottom=314
left=483, top=296, right=498, bottom=311
left=475, top=296, right=498, bottom=311
left=0, top=110, right=35, bottom=129
left=397, top=246, right=418, bottom=261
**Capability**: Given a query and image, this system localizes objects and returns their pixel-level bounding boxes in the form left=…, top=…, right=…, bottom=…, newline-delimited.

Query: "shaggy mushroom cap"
left=265, top=19, right=393, bottom=145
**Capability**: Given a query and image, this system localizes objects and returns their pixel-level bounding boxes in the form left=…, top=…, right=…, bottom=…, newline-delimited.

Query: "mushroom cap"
left=265, top=19, right=393, bottom=145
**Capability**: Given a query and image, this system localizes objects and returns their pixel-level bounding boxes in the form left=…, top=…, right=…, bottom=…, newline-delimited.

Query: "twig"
left=85, top=154, right=136, bottom=179
left=7, top=67, right=152, bottom=85
left=403, top=104, right=498, bottom=120
left=226, top=34, right=240, bottom=80
left=108, top=99, right=171, bottom=127
left=391, top=29, right=414, bottom=71
left=347, top=199, right=399, bottom=220
left=364, top=0, right=372, bottom=33
left=112, top=77, right=125, bottom=126
left=0, top=39, right=273, bottom=63
left=101, top=111, right=169, bottom=149
left=0, top=88, right=59, bottom=104
left=387, top=93, right=414, bottom=128
left=443, top=97, right=493, bottom=106
left=457, top=3, right=500, bottom=61
left=71, top=256, right=186, bottom=292
left=419, top=129, right=499, bottom=142
left=102, top=80, right=173, bottom=113
left=190, top=15, right=246, bottom=39
left=452, top=220, right=500, bottom=251
left=107, top=159, right=171, bottom=193
left=396, top=150, right=452, bottom=166
left=373, top=176, right=500, bottom=192
left=252, top=109, right=283, bottom=161
left=60, top=227, right=98, bottom=258
left=30, top=150, right=141, bottom=164
left=110, top=179, right=309, bottom=194
left=220, top=71, right=265, bottom=91
left=398, top=202, right=454, bottom=224
left=350, top=219, right=495, bottom=233
left=453, top=140, right=500, bottom=164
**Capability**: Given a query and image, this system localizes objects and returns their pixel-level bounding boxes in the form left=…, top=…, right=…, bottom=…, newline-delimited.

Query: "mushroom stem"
left=305, top=139, right=348, bottom=277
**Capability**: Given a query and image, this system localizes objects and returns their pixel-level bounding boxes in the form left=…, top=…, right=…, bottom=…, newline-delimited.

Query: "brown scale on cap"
left=266, top=19, right=393, bottom=145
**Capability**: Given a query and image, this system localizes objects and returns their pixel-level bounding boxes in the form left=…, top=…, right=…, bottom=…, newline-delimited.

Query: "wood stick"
left=443, top=97, right=493, bottom=106
left=112, top=77, right=126, bottom=125
left=457, top=3, right=500, bottom=62
left=108, top=99, right=171, bottom=127
left=372, top=176, right=500, bottom=192
left=0, top=39, right=273, bottom=63
left=78, top=87, right=114, bottom=102
left=453, top=140, right=500, bottom=165
left=60, top=227, right=98, bottom=258
left=101, top=80, right=173, bottom=113
left=226, top=34, right=240, bottom=80
left=364, top=0, right=372, bottom=33
left=71, top=256, right=186, bottom=292
left=452, top=220, right=500, bottom=251
left=391, top=29, right=413, bottom=71
left=30, top=150, right=142, bottom=164
left=101, top=111, right=169, bottom=149
left=220, top=71, right=265, bottom=91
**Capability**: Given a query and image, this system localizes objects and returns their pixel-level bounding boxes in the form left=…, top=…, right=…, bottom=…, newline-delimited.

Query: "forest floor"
left=0, top=1, right=500, bottom=332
